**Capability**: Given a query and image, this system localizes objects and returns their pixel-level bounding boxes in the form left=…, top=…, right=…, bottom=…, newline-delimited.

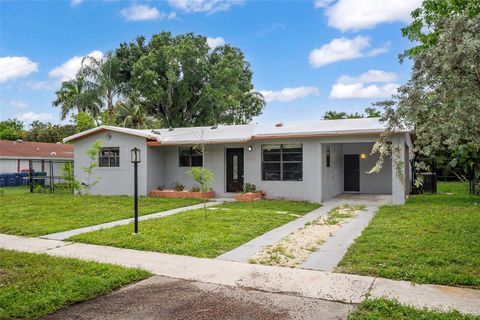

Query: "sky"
left=0, top=0, right=421, bottom=127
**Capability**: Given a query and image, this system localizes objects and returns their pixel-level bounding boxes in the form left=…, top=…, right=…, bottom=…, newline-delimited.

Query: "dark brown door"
left=226, top=148, right=244, bottom=192
left=344, top=154, right=360, bottom=192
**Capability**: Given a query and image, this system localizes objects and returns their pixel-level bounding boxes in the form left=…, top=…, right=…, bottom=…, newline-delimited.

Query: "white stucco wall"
left=146, top=148, right=164, bottom=192
left=391, top=133, right=413, bottom=204
left=71, top=129, right=411, bottom=204
left=73, top=131, right=148, bottom=196
left=321, top=143, right=344, bottom=200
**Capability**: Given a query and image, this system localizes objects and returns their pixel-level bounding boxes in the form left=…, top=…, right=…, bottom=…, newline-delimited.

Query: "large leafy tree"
left=400, top=0, right=480, bottom=61
left=116, top=32, right=265, bottom=127
left=0, top=119, right=25, bottom=140
left=373, top=3, right=480, bottom=189
left=26, top=121, right=77, bottom=143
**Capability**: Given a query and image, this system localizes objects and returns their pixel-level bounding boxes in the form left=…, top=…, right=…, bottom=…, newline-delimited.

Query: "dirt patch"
left=43, top=276, right=352, bottom=320
left=250, top=205, right=366, bottom=268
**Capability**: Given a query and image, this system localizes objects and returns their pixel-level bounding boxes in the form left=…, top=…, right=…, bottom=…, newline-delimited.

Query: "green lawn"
left=69, top=200, right=321, bottom=258
left=349, top=299, right=477, bottom=320
left=337, top=182, right=480, bottom=287
left=0, top=190, right=202, bottom=237
left=0, top=249, right=151, bottom=319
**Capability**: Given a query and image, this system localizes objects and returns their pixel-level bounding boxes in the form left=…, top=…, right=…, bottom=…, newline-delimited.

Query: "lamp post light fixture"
left=131, top=147, right=141, bottom=234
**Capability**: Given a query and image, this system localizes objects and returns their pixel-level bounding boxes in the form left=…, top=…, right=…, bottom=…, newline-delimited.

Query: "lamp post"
left=131, top=147, right=141, bottom=234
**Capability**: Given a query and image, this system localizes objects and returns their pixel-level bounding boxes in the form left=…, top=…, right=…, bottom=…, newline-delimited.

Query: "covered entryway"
left=322, top=142, right=393, bottom=202
left=226, top=148, right=244, bottom=192
left=344, top=154, right=360, bottom=192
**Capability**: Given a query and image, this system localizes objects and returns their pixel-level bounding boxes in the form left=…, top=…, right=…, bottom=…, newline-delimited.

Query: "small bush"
left=173, top=181, right=185, bottom=191
left=243, top=182, right=257, bottom=193
left=191, top=186, right=201, bottom=192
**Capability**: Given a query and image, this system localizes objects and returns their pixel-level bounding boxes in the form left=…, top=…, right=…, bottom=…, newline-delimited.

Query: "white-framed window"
left=99, top=147, right=120, bottom=167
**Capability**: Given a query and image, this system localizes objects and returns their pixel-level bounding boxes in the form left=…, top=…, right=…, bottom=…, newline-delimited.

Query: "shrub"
left=191, top=186, right=200, bottom=192
left=173, top=181, right=185, bottom=191
left=243, top=182, right=257, bottom=193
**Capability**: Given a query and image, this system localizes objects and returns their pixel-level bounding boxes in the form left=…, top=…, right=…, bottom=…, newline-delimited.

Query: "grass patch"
left=348, top=299, right=477, bottom=320
left=325, top=204, right=366, bottom=225
left=336, top=182, right=480, bottom=287
left=0, top=249, right=150, bottom=319
left=0, top=191, right=202, bottom=237
left=69, top=200, right=320, bottom=258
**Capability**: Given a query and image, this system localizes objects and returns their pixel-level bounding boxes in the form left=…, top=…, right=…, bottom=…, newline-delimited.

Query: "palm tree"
left=52, top=76, right=101, bottom=120
left=80, top=52, right=124, bottom=125
left=116, top=98, right=161, bottom=129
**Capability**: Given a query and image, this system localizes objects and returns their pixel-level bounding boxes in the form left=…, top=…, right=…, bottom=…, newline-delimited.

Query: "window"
left=262, top=144, right=302, bottom=181
left=99, top=147, right=120, bottom=167
left=326, top=146, right=331, bottom=167
left=179, top=147, right=203, bottom=167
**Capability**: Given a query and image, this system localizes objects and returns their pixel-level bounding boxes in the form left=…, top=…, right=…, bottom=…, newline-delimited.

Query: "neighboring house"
left=0, top=140, right=74, bottom=175
left=64, top=118, right=413, bottom=204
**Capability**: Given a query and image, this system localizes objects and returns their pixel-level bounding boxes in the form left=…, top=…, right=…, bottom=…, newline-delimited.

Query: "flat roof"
left=64, top=118, right=403, bottom=145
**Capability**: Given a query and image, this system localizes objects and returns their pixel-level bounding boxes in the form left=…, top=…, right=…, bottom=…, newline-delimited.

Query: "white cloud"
left=308, top=36, right=387, bottom=68
left=207, top=37, right=225, bottom=49
left=49, top=50, right=103, bottom=81
left=10, top=100, right=27, bottom=109
left=0, top=56, right=38, bottom=83
left=337, top=70, right=397, bottom=84
left=70, top=0, right=82, bottom=6
left=16, top=111, right=53, bottom=123
left=168, top=0, right=244, bottom=14
left=120, top=4, right=163, bottom=21
left=259, top=86, right=320, bottom=103
left=320, top=0, right=422, bottom=31
left=330, top=70, right=399, bottom=99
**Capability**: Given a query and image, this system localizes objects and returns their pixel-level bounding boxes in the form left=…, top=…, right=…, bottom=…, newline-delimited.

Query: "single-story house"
left=0, top=140, right=74, bottom=175
left=64, top=118, right=412, bottom=204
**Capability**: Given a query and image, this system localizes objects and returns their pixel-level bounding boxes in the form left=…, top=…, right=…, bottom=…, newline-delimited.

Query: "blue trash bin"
left=0, top=174, right=7, bottom=187
left=14, top=173, right=28, bottom=186
left=5, top=174, right=16, bottom=187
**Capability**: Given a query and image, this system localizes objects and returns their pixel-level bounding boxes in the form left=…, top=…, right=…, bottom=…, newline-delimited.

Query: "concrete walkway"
left=301, top=204, right=378, bottom=271
left=1, top=234, right=478, bottom=316
left=217, top=194, right=390, bottom=263
left=41, top=201, right=221, bottom=240
left=216, top=202, right=338, bottom=262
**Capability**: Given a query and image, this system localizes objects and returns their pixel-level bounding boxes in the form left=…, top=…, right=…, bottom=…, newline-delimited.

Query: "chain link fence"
left=0, top=159, right=74, bottom=194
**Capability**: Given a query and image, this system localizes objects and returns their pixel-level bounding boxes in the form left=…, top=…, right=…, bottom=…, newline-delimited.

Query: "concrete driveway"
left=44, top=276, right=354, bottom=320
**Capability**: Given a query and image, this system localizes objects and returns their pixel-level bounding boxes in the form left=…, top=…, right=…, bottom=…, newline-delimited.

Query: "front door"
left=226, top=148, right=244, bottom=192
left=344, top=154, right=360, bottom=192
